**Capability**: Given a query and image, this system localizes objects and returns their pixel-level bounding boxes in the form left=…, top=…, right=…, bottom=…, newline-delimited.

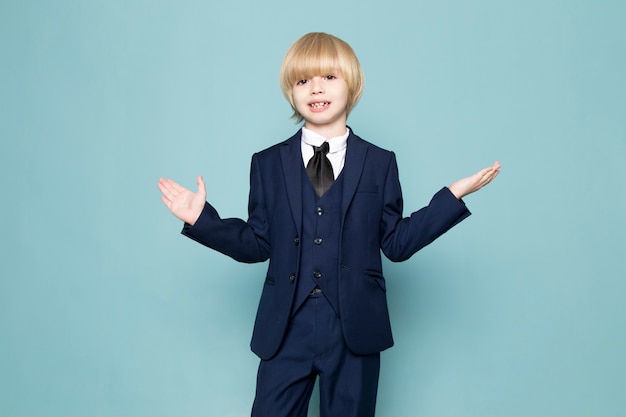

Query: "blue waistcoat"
left=292, top=166, right=345, bottom=315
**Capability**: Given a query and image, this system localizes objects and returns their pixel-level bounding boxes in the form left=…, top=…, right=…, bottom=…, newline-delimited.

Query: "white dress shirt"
left=300, top=127, right=349, bottom=179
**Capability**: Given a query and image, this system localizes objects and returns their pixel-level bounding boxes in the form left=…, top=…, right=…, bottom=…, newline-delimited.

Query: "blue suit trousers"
left=251, top=292, right=380, bottom=417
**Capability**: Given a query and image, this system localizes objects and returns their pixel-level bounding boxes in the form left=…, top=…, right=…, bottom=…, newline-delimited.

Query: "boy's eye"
left=296, top=79, right=308, bottom=85
left=324, top=75, right=337, bottom=80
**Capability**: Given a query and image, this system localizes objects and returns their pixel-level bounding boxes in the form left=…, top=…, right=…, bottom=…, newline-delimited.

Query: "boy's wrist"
left=448, top=183, right=464, bottom=200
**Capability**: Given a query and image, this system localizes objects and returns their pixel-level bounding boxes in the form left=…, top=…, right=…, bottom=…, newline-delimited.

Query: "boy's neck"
left=303, top=123, right=348, bottom=140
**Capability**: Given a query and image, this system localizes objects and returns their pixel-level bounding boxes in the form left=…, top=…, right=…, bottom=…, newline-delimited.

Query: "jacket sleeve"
left=180, top=154, right=271, bottom=263
left=379, top=153, right=471, bottom=262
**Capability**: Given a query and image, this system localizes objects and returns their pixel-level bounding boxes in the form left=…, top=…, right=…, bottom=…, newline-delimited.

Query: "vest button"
left=313, top=271, right=322, bottom=279
left=289, top=273, right=296, bottom=283
left=313, top=237, right=323, bottom=245
left=316, top=207, right=324, bottom=216
left=294, top=236, right=300, bottom=246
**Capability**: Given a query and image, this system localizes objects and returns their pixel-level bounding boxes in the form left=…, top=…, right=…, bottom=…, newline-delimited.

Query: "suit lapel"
left=341, top=131, right=368, bottom=220
left=280, top=131, right=303, bottom=236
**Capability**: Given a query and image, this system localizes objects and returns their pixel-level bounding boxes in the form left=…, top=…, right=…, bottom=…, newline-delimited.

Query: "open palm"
left=449, top=161, right=501, bottom=199
left=158, top=176, right=206, bottom=226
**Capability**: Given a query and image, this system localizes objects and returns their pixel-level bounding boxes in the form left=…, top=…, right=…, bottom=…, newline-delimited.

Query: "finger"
left=476, top=167, right=494, bottom=180
left=158, top=178, right=170, bottom=193
left=159, top=180, right=180, bottom=198
left=167, top=179, right=186, bottom=193
left=482, top=169, right=500, bottom=186
left=483, top=169, right=497, bottom=181
left=159, top=178, right=176, bottom=192
left=157, top=180, right=173, bottom=197
left=197, top=175, right=207, bottom=199
left=160, top=195, right=172, bottom=208
left=159, top=189, right=174, bottom=204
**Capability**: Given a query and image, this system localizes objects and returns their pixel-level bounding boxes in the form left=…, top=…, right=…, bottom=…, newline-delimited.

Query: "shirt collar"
left=301, top=126, right=350, bottom=154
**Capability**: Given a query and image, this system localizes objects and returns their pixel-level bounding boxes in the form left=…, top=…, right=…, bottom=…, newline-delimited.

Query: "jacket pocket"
left=364, top=270, right=386, bottom=292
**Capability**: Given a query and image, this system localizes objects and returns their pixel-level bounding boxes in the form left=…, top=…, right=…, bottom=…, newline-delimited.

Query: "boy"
left=158, top=32, right=500, bottom=417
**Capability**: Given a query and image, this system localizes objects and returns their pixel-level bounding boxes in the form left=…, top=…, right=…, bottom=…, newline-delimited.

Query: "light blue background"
left=1, top=1, right=625, bottom=416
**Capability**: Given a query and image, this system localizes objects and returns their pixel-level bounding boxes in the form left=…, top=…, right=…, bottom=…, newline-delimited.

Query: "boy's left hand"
left=449, top=161, right=501, bottom=199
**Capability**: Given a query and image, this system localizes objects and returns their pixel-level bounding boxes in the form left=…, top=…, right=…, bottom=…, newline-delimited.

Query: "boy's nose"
left=310, top=78, right=324, bottom=94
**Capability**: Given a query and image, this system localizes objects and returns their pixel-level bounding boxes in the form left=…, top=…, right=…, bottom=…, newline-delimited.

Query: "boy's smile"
left=292, top=72, right=349, bottom=138
left=308, top=101, right=331, bottom=111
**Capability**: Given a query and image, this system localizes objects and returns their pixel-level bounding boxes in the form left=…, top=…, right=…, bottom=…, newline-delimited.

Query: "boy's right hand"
left=158, top=176, right=206, bottom=226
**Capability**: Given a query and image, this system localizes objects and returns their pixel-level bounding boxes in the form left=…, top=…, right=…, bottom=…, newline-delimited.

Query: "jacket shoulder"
left=253, top=130, right=300, bottom=159
left=349, top=130, right=396, bottom=161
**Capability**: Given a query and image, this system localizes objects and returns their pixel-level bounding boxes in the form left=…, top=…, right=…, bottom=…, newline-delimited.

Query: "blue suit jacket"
left=183, top=129, right=470, bottom=360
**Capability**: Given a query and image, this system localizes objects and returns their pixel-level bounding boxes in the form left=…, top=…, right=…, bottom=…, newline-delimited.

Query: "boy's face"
left=292, top=71, right=349, bottom=137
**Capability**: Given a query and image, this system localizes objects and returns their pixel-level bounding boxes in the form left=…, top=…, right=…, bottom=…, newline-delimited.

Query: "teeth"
left=310, top=102, right=328, bottom=108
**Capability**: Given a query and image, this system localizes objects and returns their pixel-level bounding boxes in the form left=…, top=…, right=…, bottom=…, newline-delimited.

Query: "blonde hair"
left=279, top=32, right=365, bottom=123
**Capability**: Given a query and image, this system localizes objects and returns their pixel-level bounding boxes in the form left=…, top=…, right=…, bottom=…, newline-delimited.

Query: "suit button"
left=289, top=273, right=296, bottom=283
left=316, top=207, right=323, bottom=216
left=314, top=237, right=323, bottom=245
left=313, top=271, right=322, bottom=279
left=294, top=236, right=300, bottom=246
